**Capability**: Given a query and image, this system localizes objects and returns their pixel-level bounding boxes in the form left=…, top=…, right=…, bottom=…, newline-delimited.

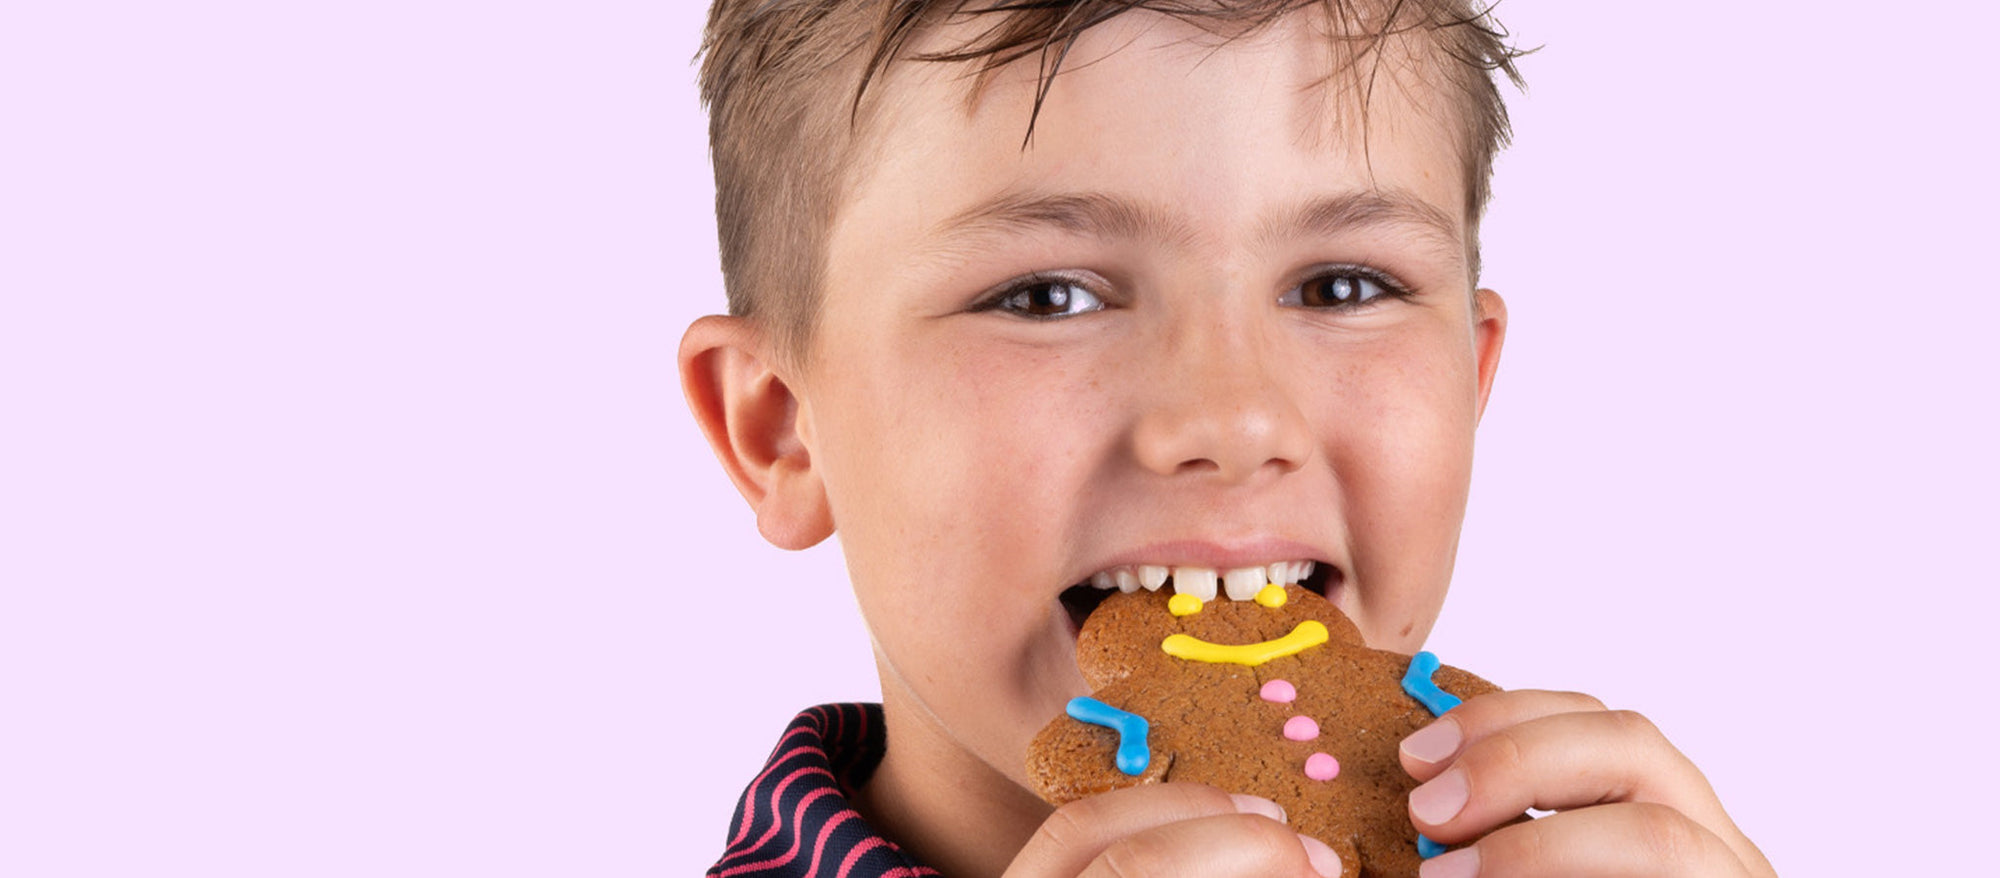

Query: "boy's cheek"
left=858, top=579, right=1091, bottom=768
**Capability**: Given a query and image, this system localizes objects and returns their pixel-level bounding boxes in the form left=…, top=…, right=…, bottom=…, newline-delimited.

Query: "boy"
left=680, top=1, right=1774, bottom=876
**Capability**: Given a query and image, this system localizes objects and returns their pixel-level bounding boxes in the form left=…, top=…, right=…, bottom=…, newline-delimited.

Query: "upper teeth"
left=1086, top=560, right=1317, bottom=602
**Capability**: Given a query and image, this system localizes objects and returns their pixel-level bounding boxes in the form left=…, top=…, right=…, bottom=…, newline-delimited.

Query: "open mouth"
left=1058, top=560, right=1340, bottom=633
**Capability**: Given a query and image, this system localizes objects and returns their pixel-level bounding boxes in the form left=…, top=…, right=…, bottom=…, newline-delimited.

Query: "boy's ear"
left=678, top=315, right=833, bottom=550
left=1472, top=288, right=1508, bottom=424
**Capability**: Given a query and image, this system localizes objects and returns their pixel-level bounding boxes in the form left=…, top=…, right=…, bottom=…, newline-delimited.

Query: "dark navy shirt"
left=709, top=704, right=941, bottom=878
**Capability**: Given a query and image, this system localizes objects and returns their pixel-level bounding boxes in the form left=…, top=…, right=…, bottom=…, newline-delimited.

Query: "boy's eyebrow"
left=926, top=190, right=1202, bottom=250
left=1267, top=190, right=1465, bottom=259
left=923, top=188, right=1465, bottom=261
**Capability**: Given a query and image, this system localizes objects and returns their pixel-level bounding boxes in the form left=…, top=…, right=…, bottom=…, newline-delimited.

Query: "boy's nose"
left=1129, top=335, right=1315, bottom=484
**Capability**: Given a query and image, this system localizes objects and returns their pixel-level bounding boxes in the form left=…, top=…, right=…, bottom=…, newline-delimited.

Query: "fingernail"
left=1409, top=769, right=1469, bottom=826
left=1230, top=793, right=1287, bottom=824
left=1418, top=846, right=1478, bottom=878
left=1298, top=833, right=1343, bottom=878
left=1401, top=718, right=1462, bottom=766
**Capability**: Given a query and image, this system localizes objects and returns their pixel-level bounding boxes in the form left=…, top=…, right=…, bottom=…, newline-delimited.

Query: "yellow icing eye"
left=1254, top=585, right=1288, bottom=608
left=1168, top=593, right=1203, bottom=616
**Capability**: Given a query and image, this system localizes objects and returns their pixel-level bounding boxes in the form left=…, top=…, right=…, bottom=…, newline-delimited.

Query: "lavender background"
left=4, top=2, right=1994, bottom=875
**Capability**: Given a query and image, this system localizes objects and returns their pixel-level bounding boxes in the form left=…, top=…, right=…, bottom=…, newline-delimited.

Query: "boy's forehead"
left=835, top=9, right=1471, bottom=275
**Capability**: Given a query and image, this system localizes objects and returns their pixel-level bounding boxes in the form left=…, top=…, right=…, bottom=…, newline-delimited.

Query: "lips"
left=1059, top=558, right=1338, bottom=633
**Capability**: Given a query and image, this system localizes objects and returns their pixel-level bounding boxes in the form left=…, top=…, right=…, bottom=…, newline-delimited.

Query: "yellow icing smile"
left=1160, top=620, right=1330, bottom=666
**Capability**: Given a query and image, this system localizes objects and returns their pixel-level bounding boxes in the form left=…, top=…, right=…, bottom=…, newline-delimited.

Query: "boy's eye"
left=986, top=278, right=1106, bottom=320
left=1281, top=268, right=1406, bottom=309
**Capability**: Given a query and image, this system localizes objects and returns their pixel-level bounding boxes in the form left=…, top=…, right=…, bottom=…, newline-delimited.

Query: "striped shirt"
left=709, top=704, right=941, bottom=878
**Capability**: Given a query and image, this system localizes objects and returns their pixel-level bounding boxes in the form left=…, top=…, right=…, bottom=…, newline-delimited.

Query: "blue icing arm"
left=1401, top=650, right=1462, bottom=717
left=1404, top=653, right=1464, bottom=862
left=1066, top=696, right=1151, bottom=776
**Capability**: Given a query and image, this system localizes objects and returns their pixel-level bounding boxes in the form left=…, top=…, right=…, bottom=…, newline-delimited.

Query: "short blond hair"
left=697, top=1, right=1526, bottom=366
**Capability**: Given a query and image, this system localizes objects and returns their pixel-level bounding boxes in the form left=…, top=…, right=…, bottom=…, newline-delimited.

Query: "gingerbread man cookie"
left=1027, top=583, right=1499, bottom=878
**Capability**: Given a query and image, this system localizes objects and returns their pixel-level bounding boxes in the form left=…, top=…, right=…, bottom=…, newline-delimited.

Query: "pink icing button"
left=1259, top=679, right=1297, bottom=704
left=1304, top=752, right=1340, bottom=781
left=1283, top=715, right=1320, bottom=741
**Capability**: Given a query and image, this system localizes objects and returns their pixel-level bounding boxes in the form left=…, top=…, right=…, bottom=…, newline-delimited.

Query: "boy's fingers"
left=1428, top=803, right=1754, bottom=878
left=1075, top=814, right=1339, bottom=878
left=1399, top=689, right=1608, bottom=781
left=1013, top=782, right=1240, bottom=876
left=1407, top=709, right=1729, bottom=844
left=1005, top=784, right=1337, bottom=878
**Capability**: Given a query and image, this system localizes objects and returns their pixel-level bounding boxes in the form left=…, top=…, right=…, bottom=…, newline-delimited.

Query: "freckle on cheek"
left=1400, top=622, right=1414, bottom=637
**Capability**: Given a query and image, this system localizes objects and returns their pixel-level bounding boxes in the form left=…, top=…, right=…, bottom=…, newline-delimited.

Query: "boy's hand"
left=1004, top=783, right=1343, bottom=878
left=1399, top=690, right=1776, bottom=877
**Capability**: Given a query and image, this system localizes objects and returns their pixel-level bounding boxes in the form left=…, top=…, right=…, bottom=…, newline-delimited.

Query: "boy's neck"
left=853, top=689, right=1053, bottom=878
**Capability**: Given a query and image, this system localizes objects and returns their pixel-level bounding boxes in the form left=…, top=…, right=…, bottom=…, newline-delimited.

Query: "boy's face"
left=788, top=12, right=1503, bottom=793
